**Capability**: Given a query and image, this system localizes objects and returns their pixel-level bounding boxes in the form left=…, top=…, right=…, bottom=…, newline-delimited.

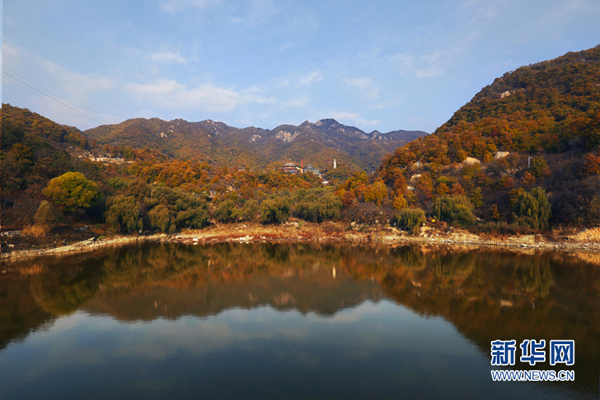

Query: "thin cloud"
left=343, top=77, right=371, bottom=90
left=286, top=97, right=310, bottom=108
left=126, top=79, right=240, bottom=113
left=416, top=49, right=455, bottom=79
left=387, top=53, right=416, bottom=75
left=39, top=59, right=114, bottom=103
left=342, top=77, right=378, bottom=99
left=159, top=0, right=223, bottom=14
left=2, top=43, right=21, bottom=63
left=147, top=51, right=187, bottom=64
left=329, top=111, right=379, bottom=128
left=126, top=79, right=275, bottom=113
left=298, top=71, right=323, bottom=87
left=277, top=71, right=323, bottom=87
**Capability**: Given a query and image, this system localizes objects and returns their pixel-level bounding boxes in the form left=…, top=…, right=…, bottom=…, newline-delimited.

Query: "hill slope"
left=0, top=104, right=102, bottom=228
left=378, top=45, right=600, bottom=226
left=382, top=45, right=600, bottom=168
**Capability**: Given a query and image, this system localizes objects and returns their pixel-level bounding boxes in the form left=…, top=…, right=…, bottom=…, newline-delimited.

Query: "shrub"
left=342, top=202, right=394, bottom=225
left=23, top=224, right=50, bottom=238
left=432, top=195, right=476, bottom=227
left=34, top=200, right=55, bottom=226
left=396, top=207, right=426, bottom=235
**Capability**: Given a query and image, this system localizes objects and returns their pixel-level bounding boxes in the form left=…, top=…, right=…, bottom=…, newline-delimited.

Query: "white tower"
left=333, top=159, right=337, bottom=169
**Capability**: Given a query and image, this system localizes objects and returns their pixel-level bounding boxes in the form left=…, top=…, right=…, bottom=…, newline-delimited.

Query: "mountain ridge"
left=84, top=116, right=427, bottom=172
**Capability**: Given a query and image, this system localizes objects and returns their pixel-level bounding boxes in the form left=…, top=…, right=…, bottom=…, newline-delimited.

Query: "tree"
left=34, top=200, right=55, bottom=226
left=24, top=200, right=55, bottom=238
left=149, top=204, right=175, bottom=233
left=432, top=195, right=476, bottom=227
left=42, top=172, right=102, bottom=213
left=234, top=200, right=259, bottom=221
left=392, top=194, right=407, bottom=210
left=214, top=199, right=236, bottom=223
left=511, top=187, right=551, bottom=230
left=176, top=206, right=210, bottom=229
left=260, top=196, right=292, bottom=224
left=363, top=180, right=388, bottom=206
left=292, top=188, right=341, bottom=222
left=105, top=195, right=142, bottom=233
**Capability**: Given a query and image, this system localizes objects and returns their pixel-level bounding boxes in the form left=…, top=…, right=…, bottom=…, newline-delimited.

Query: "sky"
left=2, top=0, right=600, bottom=133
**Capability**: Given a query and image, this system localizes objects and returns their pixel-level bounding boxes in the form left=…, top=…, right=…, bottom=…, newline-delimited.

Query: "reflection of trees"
left=514, top=258, right=554, bottom=298
left=432, top=252, right=476, bottom=287
left=30, top=276, right=97, bottom=316
left=390, top=246, right=428, bottom=271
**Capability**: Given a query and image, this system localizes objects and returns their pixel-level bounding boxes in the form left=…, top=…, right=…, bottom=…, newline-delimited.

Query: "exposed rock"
left=462, top=157, right=481, bottom=165
left=274, top=130, right=301, bottom=143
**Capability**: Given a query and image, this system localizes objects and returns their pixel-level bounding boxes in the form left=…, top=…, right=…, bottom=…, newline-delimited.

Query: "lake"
left=1, top=242, right=598, bottom=399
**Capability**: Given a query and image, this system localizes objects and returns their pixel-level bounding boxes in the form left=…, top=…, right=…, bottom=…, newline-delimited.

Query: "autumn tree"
left=42, top=172, right=102, bottom=213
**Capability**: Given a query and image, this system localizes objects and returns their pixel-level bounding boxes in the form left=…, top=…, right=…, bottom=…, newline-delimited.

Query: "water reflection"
left=1, top=243, right=598, bottom=400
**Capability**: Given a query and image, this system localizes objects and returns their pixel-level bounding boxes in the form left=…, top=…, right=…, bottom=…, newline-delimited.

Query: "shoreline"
left=2, top=222, right=600, bottom=263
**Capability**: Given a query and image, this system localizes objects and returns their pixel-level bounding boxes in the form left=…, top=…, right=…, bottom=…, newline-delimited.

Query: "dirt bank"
left=2, top=222, right=600, bottom=264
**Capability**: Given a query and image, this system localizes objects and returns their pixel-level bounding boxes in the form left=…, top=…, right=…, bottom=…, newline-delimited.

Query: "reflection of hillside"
left=85, top=242, right=383, bottom=320
left=0, top=251, right=106, bottom=351
left=377, top=248, right=600, bottom=396
left=84, top=268, right=382, bottom=320
left=2, top=243, right=598, bottom=394
left=0, top=272, right=55, bottom=351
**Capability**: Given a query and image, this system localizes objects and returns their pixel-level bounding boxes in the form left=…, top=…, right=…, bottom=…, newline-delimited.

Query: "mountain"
left=84, top=117, right=426, bottom=172
left=378, top=45, right=600, bottom=225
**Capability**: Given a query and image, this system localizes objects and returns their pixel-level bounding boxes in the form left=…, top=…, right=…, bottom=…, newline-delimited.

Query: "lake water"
left=1, top=242, right=598, bottom=399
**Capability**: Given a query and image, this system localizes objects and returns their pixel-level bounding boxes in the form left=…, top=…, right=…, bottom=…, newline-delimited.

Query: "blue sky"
left=2, top=0, right=599, bottom=133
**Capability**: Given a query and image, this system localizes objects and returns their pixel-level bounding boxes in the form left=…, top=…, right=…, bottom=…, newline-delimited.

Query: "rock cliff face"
left=85, top=117, right=427, bottom=172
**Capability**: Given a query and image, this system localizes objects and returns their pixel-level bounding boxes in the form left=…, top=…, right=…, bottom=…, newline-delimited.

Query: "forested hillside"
left=1, top=105, right=95, bottom=228
left=376, top=45, right=600, bottom=228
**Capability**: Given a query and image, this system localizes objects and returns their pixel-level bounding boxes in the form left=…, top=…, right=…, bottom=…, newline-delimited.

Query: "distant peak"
left=315, top=118, right=339, bottom=127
